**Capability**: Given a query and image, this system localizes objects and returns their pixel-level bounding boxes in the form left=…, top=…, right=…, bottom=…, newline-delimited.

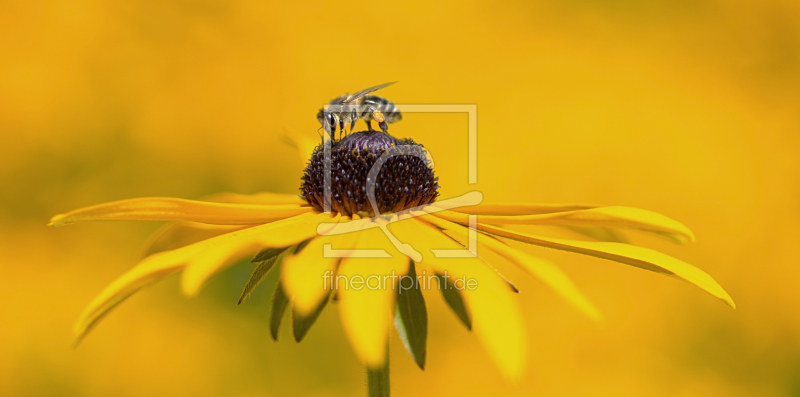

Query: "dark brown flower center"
left=300, top=131, right=439, bottom=216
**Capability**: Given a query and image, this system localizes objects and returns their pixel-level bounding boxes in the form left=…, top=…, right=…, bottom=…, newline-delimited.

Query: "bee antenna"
left=317, top=126, right=337, bottom=144
left=316, top=126, right=325, bottom=143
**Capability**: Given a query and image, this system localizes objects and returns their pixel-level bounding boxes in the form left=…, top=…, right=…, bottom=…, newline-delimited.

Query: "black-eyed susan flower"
left=51, top=130, right=734, bottom=397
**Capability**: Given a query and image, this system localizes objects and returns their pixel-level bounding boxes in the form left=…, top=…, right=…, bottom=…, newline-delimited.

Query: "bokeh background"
left=2, top=0, right=799, bottom=396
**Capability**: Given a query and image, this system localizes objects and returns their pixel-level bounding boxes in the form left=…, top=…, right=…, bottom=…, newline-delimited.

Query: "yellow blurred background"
left=2, top=0, right=799, bottom=396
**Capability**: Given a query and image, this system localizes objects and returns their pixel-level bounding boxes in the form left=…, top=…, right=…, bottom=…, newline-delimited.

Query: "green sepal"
left=394, top=263, right=428, bottom=370
left=269, top=282, right=290, bottom=341
left=239, top=254, right=281, bottom=304
left=292, top=290, right=332, bottom=342
left=241, top=241, right=310, bottom=304
left=251, top=246, right=288, bottom=263
left=436, top=274, right=472, bottom=330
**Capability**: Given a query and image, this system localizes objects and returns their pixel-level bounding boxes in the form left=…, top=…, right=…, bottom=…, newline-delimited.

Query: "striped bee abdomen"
left=364, top=95, right=402, bottom=123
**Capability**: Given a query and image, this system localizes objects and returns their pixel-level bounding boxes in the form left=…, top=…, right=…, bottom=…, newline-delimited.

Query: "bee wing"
left=343, top=82, right=397, bottom=104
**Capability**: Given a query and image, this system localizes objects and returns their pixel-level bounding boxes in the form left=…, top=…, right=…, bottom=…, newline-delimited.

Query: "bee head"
left=317, top=109, right=337, bottom=134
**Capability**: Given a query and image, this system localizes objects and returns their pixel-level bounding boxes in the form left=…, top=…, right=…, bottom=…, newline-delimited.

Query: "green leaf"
left=436, top=274, right=472, bottom=330
left=394, top=264, right=428, bottom=370
left=292, top=290, right=332, bottom=342
left=270, top=282, right=290, bottom=341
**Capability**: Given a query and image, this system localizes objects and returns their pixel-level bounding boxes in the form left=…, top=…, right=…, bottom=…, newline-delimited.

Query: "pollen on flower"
left=300, top=130, right=439, bottom=216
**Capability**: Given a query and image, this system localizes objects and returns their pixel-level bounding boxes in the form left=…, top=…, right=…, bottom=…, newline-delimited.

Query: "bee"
left=316, top=82, right=403, bottom=140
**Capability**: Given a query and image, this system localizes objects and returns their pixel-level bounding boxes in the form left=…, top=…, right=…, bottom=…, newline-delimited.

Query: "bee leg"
left=339, top=118, right=345, bottom=140
left=371, top=108, right=389, bottom=133
left=365, top=120, right=373, bottom=131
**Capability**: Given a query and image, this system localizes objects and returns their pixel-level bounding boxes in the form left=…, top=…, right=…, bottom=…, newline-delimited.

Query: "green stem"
left=367, top=354, right=390, bottom=397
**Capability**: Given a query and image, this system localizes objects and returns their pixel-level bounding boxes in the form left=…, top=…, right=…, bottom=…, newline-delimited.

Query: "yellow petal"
left=337, top=227, right=409, bottom=368
left=74, top=212, right=336, bottom=342
left=480, top=224, right=735, bottom=308
left=460, top=263, right=527, bottom=382
left=73, top=251, right=187, bottom=344
left=449, top=203, right=597, bottom=216
left=140, top=222, right=247, bottom=258
left=319, top=191, right=485, bottom=237
left=49, top=197, right=313, bottom=226
left=202, top=191, right=307, bottom=205
left=433, top=206, right=695, bottom=244
left=281, top=233, right=359, bottom=316
left=562, top=225, right=630, bottom=243
left=180, top=212, right=339, bottom=295
left=388, top=218, right=527, bottom=380
left=420, top=214, right=601, bottom=321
